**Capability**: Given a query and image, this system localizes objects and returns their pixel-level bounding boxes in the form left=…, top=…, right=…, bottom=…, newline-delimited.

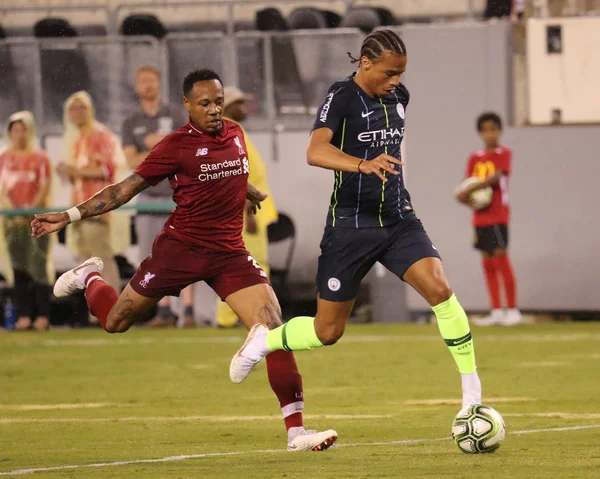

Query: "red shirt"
left=72, top=124, right=117, bottom=205
left=465, top=146, right=511, bottom=227
left=0, top=149, right=51, bottom=208
left=134, top=119, right=249, bottom=252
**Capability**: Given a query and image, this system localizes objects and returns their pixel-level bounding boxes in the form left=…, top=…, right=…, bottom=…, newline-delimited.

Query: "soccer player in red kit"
left=456, top=112, right=521, bottom=326
left=31, top=69, right=337, bottom=451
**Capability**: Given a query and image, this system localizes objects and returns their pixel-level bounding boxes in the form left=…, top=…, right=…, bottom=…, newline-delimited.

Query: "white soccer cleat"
left=499, top=308, right=523, bottom=326
left=473, top=308, right=504, bottom=326
left=53, top=257, right=104, bottom=298
left=287, top=428, right=338, bottom=452
left=229, top=323, right=269, bottom=383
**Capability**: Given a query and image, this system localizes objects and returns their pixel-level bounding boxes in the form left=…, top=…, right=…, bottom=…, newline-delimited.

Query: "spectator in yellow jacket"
left=217, top=87, right=278, bottom=327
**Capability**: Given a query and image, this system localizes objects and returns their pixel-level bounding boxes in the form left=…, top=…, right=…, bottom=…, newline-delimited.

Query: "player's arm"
left=30, top=173, right=150, bottom=238
left=308, top=128, right=401, bottom=182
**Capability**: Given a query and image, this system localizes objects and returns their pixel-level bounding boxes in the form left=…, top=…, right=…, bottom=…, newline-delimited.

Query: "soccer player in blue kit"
left=231, top=30, right=482, bottom=410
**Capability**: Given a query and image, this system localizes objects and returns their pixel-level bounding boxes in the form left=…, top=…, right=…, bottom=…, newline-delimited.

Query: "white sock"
left=287, top=426, right=305, bottom=441
left=461, top=371, right=482, bottom=408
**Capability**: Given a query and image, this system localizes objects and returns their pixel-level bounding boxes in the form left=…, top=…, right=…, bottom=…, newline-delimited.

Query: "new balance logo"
left=196, top=148, right=208, bottom=156
left=139, top=272, right=156, bottom=289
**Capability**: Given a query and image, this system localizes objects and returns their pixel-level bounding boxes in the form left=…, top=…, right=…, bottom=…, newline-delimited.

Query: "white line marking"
left=399, top=397, right=535, bottom=406
left=505, top=412, right=600, bottom=420
left=1, top=424, right=599, bottom=476
left=0, top=403, right=113, bottom=411
left=0, top=414, right=391, bottom=425
left=7, top=333, right=597, bottom=349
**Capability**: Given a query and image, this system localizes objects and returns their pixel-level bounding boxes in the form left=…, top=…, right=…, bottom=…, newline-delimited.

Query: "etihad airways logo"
left=358, top=127, right=404, bottom=148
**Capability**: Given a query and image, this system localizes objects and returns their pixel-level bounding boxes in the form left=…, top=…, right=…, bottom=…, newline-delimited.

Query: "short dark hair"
left=183, top=69, right=222, bottom=97
left=477, top=112, right=503, bottom=131
left=348, top=29, right=407, bottom=64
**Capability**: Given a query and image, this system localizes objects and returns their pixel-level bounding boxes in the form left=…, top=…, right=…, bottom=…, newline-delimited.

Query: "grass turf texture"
left=1, top=323, right=599, bottom=478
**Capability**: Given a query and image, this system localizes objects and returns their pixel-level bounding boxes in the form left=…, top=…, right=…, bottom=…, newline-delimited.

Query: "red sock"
left=84, top=273, right=118, bottom=330
left=495, top=256, right=517, bottom=308
left=265, top=350, right=304, bottom=431
left=482, top=258, right=501, bottom=309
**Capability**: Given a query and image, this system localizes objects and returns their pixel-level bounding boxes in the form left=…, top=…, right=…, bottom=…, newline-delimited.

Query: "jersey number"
left=248, top=255, right=267, bottom=277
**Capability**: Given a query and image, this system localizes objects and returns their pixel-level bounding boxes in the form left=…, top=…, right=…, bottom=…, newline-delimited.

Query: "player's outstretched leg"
left=54, top=257, right=160, bottom=332
left=403, top=257, right=482, bottom=409
left=229, top=297, right=353, bottom=382
left=226, top=284, right=337, bottom=451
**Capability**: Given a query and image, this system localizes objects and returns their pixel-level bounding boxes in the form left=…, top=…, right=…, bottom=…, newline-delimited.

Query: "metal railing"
left=0, top=35, right=161, bottom=134
left=0, top=29, right=364, bottom=135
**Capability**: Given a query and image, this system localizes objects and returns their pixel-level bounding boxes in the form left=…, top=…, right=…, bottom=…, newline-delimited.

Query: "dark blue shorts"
left=316, top=213, right=441, bottom=302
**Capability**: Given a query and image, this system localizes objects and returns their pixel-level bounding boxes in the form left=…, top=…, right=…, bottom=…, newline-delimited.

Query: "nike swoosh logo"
left=71, top=263, right=91, bottom=275
left=361, top=111, right=374, bottom=118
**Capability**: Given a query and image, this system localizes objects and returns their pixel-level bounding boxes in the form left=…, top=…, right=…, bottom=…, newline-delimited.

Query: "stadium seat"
left=484, top=0, right=512, bottom=18
left=267, top=213, right=296, bottom=302
left=341, top=7, right=397, bottom=33
left=34, top=18, right=78, bottom=37
left=288, top=8, right=328, bottom=30
left=322, top=10, right=342, bottom=28
left=120, top=14, right=167, bottom=38
left=0, top=25, right=24, bottom=122
left=255, top=8, right=309, bottom=115
left=256, top=7, right=289, bottom=32
left=373, top=7, right=398, bottom=27
left=33, top=18, right=92, bottom=127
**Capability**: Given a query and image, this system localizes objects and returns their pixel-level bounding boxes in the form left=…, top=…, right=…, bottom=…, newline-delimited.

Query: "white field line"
left=504, top=412, right=600, bottom=420
left=0, top=403, right=113, bottom=411
left=0, top=414, right=392, bottom=425
left=1, top=424, right=599, bottom=476
left=7, top=333, right=596, bottom=349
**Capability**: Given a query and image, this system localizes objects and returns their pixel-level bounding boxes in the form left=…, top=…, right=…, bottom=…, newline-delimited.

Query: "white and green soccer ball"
left=452, top=404, right=506, bottom=454
left=457, top=176, right=493, bottom=211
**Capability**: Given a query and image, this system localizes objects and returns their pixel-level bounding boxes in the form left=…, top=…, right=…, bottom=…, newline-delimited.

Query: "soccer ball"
left=452, top=404, right=506, bottom=454
left=457, top=177, right=492, bottom=211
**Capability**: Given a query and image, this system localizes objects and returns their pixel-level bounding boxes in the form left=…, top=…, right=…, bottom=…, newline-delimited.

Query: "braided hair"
left=348, top=29, right=407, bottom=64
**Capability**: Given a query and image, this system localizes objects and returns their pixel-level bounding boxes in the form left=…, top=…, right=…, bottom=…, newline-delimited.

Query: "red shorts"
left=130, top=230, right=269, bottom=300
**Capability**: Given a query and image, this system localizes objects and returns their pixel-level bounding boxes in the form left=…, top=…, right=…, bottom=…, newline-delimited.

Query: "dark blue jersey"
left=312, top=74, right=413, bottom=228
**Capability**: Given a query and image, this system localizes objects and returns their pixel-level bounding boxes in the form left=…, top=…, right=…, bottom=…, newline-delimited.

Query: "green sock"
left=266, top=316, right=324, bottom=352
left=432, top=294, right=476, bottom=374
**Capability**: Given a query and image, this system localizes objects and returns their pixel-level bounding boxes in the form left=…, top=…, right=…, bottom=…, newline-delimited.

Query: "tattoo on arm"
left=75, top=173, right=150, bottom=220
left=258, top=304, right=283, bottom=329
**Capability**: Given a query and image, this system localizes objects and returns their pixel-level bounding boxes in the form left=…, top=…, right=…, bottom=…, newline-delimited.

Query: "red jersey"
left=0, top=149, right=51, bottom=208
left=465, top=146, right=511, bottom=227
left=134, top=119, right=249, bottom=252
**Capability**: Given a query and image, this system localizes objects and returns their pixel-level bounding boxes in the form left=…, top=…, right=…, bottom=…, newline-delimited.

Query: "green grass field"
left=1, top=323, right=600, bottom=478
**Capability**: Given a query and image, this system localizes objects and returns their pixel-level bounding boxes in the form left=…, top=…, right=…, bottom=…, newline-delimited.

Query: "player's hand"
left=31, top=212, right=70, bottom=238
left=246, top=184, right=268, bottom=215
left=245, top=214, right=258, bottom=234
left=360, top=154, right=403, bottom=182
